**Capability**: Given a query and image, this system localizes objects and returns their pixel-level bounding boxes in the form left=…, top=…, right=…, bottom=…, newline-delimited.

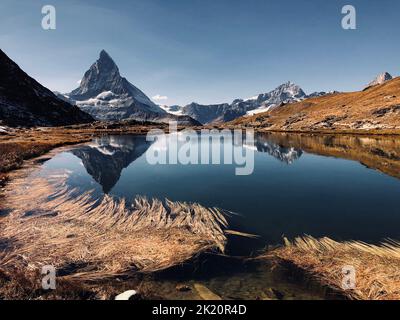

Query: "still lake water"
left=41, top=133, right=400, bottom=247
left=34, top=132, right=400, bottom=299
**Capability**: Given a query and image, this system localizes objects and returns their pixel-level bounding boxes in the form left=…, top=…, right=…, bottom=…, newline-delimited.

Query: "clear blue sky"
left=0, top=0, right=399, bottom=105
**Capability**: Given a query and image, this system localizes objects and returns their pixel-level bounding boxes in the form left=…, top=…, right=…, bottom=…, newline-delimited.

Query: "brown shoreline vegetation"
left=264, top=236, right=400, bottom=300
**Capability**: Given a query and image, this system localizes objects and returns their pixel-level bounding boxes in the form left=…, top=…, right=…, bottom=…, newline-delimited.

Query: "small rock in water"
left=194, top=284, right=222, bottom=300
left=115, top=290, right=139, bottom=300
left=176, top=284, right=191, bottom=292
left=269, top=288, right=285, bottom=300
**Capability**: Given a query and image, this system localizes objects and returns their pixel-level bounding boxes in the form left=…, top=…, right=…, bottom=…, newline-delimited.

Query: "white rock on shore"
left=0, top=126, right=8, bottom=134
left=115, top=290, right=138, bottom=300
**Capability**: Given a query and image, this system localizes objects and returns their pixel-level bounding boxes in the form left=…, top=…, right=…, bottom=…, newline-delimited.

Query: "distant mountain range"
left=0, top=49, right=93, bottom=127
left=0, top=47, right=396, bottom=129
left=59, top=50, right=199, bottom=126
left=233, top=75, right=400, bottom=132
left=161, top=82, right=332, bottom=124
left=161, top=72, right=397, bottom=125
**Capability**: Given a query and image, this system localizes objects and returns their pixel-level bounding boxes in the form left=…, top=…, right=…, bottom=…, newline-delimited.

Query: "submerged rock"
left=194, top=284, right=222, bottom=300
left=270, top=288, right=285, bottom=300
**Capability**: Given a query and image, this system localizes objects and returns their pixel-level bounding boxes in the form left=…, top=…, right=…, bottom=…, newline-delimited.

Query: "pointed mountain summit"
left=68, top=50, right=199, bottom=125
left=68, top=50, right=171, bottom=122
left=69, top=50, right=156, bottom=106
left=70, top=50, right=130, bottom=100
left=0, top=49, right=93, bottom=127
left=366, top=72, right=393, bottom=89
left=99, top=49, right=116, bottom=65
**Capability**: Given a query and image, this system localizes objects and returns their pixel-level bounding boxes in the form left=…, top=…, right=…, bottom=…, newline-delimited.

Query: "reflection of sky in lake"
left=40, top=133, right=400, bottom=247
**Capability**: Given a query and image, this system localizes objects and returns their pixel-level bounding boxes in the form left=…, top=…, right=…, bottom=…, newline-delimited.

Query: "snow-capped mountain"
left=235, top=82, right=307, bottom=116
left=169, top=82, right=328, bottom=124
left=65, top=50, right=199, bottom=125
left=67, top=50, right=164, bottom=121
left=365, top=72, right=393, bottom=89
left=159, top=105, right=184, bottom=115
left=0, top=49, right=93, bottom=127
left=243, top=81, right=306, bottom=107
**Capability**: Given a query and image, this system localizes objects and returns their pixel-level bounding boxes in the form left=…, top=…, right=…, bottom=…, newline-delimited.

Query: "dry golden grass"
left=265, top=236, right=400, bottom=300
left=0, top=129, right=92, bottom=173
left=0, top=168, right=235, bottom=282
left=232, top=77, right=400, bottom=134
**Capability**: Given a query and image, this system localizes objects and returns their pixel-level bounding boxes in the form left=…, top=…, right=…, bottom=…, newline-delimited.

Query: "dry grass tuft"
left=0, top=171, right=232, bottom=281
left=265, top=236, right=400, bottom=300
left=0, top=132, right=92, bottom=173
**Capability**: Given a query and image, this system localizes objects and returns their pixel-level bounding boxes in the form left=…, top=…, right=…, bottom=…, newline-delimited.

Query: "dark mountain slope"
left=0, top=49, right=93, bottom=127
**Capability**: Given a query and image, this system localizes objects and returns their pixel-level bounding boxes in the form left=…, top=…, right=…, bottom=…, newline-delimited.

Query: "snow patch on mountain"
left=366, top=72, right=393, bottom=89
left=246, top=106, right=274, bottom=116
left=159, top=104, right=184, bottom=116
left=174, top=82, right=321, bottom=124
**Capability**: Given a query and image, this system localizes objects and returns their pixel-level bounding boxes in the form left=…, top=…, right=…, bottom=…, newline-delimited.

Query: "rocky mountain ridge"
left=0, top=49, right=93, bottom=127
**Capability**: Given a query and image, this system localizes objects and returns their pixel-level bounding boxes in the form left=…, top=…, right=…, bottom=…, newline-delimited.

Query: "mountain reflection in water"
left=72, top=133, right=305, bottom=193
left=257, top=132, right=400, bottom=180
left=36, top=131, right=400, bottom=245
left=72, top=135, right=153, bottom=193
left=254, top=135, right=303, bottom=164
left=69, top=132, right=400, bottom=196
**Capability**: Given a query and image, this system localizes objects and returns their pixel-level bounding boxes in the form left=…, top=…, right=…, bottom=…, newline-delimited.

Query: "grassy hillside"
left=232, top=78, right=400, bottom=134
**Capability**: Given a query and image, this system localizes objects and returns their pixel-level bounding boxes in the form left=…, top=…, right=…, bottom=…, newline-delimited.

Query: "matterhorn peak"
left=96, top=49, right=119, bottom=74
left=69, top=50, right=122, bottom=100
left=98, top=50, right=116, bottom=66
left=67, top=50, right=176, bottom=122
left=366, top=72, right=393, bottom=88
left=100, top=49, right=111, bottom=59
